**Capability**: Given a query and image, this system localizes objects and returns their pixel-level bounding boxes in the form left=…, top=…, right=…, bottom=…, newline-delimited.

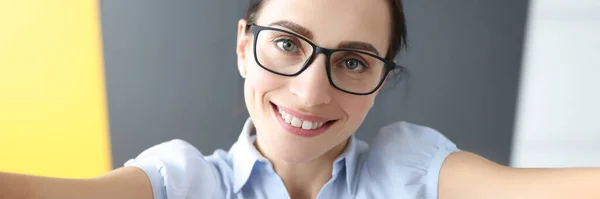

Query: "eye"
left=275, top=38, right=297, bottom=52
left=343, top=58, right=366, bottom=71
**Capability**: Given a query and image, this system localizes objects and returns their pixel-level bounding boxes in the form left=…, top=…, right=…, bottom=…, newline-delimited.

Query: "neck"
left=256, top=138, right=349, bottom=199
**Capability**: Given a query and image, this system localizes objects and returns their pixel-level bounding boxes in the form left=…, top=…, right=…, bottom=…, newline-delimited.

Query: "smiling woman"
left=1, top=0, right=600, bottom=199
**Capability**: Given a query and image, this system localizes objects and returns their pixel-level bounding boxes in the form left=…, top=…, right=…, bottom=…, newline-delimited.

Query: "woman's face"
left=236, top=0, right=392, bottom=163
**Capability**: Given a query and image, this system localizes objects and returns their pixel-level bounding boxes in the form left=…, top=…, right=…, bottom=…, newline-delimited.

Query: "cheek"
left=242, top=42, right=280, bottom=92
left=244, top=62, right=285, bottom=104
left=338, top=96, right=373, bottom=121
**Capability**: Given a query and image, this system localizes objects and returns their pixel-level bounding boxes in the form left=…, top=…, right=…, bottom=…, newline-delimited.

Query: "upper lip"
left=272, top=102, right=334, bottom=122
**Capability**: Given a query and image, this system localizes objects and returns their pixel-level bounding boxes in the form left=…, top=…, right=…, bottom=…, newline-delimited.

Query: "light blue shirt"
left=125, top=118, right=459, bottom=199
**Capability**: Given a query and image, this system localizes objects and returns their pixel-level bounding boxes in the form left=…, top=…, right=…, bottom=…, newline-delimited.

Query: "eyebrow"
left=338, top=41, right=380, bottom=56
left=268, top=20, right=314, bottom=39
left=267, top=20, right=380, bottom=56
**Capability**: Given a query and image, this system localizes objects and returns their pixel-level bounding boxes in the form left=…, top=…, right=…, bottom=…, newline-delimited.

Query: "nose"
left=288, top=54, right=333, bottom=107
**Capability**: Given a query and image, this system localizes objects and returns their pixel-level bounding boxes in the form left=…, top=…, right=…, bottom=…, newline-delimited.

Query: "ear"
left=236, top=19, right=251, bottom=78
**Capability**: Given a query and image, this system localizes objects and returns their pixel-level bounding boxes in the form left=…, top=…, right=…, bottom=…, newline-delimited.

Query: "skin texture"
left=1, top=0, right=600, bottom=199
left=440, top=152, right=600, bottom=199
left=0, top=167, right=152, bottom=199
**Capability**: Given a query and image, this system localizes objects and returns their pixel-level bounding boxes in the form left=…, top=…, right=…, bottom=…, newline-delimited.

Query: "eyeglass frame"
left=247, top=24, right=400, bottom=96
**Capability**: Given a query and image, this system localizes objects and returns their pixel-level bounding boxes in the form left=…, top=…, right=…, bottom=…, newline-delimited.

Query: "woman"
left=2, top=0, right=600, bottom=198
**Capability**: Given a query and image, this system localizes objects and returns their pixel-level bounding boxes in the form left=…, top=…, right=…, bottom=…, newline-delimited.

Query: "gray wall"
left=100, top=0, right=249, bottom=168
left=364, top=1, right=528, bottom=165
left=101, top=0, right=528, bottom=168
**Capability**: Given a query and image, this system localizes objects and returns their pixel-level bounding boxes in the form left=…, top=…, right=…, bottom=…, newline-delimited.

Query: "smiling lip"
left=270, top=102, right=336, bottom=137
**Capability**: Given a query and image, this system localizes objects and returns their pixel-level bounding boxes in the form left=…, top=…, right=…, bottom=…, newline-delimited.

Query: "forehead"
left=256, top=0, right=392, bottom=56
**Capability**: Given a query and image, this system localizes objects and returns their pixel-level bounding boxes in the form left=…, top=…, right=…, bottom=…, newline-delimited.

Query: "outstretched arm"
left=439, top=151, right=600, bottom=199
left=0, top=167, right=153, bottom=199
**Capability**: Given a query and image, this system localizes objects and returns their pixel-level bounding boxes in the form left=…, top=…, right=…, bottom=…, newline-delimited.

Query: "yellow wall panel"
left=0, top=0, right=112, bottom=178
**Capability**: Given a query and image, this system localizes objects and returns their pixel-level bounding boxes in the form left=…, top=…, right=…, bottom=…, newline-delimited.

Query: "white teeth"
left=291, top=117, right=302, bottom=127
left=302, top=121, right=313, bottom=130
left=278, top=108, right=329, bottom=130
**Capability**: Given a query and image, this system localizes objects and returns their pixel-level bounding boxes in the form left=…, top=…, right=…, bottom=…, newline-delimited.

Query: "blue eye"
left=343, top=58, right=366, bottom=71
left=276, top=38, right=297, bottom=52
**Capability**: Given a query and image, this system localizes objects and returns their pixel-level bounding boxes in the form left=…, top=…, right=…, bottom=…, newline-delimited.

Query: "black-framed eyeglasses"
left=247, top=24, right=399, bottom=95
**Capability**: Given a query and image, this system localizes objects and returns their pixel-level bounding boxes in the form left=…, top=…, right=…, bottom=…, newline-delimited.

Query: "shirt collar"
left=333, top=134, right=365, bottom=195
left=231, top=118, right=263, bottom=193
left=231, top=118, right=366, bottom=195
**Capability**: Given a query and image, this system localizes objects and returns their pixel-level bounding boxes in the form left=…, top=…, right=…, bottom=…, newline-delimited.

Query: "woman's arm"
left=0, top=167, right=153, bottom=199
left=439, top=151, right=600, bottom=199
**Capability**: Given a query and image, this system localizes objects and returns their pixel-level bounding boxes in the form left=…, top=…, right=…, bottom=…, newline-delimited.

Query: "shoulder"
left=124, top=139, right=227, bottom=199
left=361, top=121, right=459, bottom=199
left=371, top=121, right=457, bottom=155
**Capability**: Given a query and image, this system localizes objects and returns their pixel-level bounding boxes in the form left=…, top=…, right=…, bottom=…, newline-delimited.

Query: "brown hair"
left=244, top=0, right=408, bottom=60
